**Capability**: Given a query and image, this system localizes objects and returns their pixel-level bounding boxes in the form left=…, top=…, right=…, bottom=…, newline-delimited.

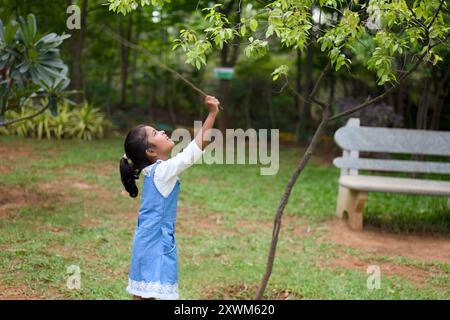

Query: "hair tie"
left=122, top=154, right=134, bottom=166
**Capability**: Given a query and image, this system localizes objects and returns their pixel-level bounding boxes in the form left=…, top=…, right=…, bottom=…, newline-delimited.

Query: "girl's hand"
left=204, top=95, right=220, bottom=114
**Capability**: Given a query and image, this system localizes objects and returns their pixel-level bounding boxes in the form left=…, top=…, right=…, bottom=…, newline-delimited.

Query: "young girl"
left=119, top=95, right=220, bottom=300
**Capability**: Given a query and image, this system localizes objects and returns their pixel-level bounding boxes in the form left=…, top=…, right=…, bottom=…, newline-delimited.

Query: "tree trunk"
left=168, top=79, right=177, bottom=125
left=430, top=65, right=450, bottom=130
left=300, top=42, right=313, bottom=132
left=244, top=89, right=252, bottom=129
left=218, top=79, right=230, bottom=133
left=118, top=14, right=132, bottom=106
left=255, top=105, right=331, bottom=299
left=68, top=0, right=88, bottom=104
left=130, top=8, right=142, bottom=105
left=328, top=72, right=335, bottom=107
left=105, top=66, right=113, bottom=119
left=416, top=74, right=432, bottom=130
left=218, top=0, right=241, bottom=133
left=267, top=82, right=275, bottom=128
left=147, top=88, right=154, bottom=123
left=294, top=50, right=302, bottom=142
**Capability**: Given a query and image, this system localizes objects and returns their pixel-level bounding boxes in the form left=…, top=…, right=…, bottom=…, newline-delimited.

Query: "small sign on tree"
left=213, top=67, right=234, bottom=80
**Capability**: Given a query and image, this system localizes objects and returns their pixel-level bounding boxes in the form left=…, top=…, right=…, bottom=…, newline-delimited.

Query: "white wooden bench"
left=333, top=118, right=450, bottom=230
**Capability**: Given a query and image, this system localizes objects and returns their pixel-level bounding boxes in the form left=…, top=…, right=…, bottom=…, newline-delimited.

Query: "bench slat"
left=335, top=126, right=450, bottom=156
left=339, top=175, right=450, bottom=196
left=334, top=157, right=450, bottom=174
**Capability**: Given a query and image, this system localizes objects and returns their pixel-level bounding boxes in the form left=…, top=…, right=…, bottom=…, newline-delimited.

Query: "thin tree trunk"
left=218, top=79, right=230, bottom=132
left=218, top=0, right=241, bottom=133
left=130, top=8, right=142, bottom=105
left=147, top=88, right=154, bottom=123
left=267, top=82, right=275, bottom=128
left=68, top=0, right=88, bottom=103
left=294, top=50, right=302, bottom=142
left=244, top=89, right=252, bottom=129
left=328, top=72, right=335, bottom=107
left=430, top=65, right=450, bottom=130
left=255, top=105, right=330, bottom=299
left=105, top=66, right=113, bottom=119
left=300, top=42, right=313, bottom=132
left=168, top=79, right=177, bottom=125
left=416, top=73, right=432, bottom=129
left=118, top=14, right=132, bottom=106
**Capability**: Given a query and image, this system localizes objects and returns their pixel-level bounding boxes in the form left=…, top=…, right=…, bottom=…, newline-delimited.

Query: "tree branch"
left=310, top=62, right=331, bottom=99
left=427, top=0, right=445, bottom=29
left=1, top=79, right=15, bottom=116
left=100, top=25, right=215, bottom=103
left=0, top=105, right=49, bottom=127
left=328, top=50, right=426, bottom=121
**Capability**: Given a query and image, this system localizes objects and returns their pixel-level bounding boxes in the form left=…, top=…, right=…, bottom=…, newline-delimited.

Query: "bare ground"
left=321, top=219, right=450, bottom=263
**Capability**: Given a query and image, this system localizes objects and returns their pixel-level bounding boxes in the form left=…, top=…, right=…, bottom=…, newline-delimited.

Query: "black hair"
left=120, top=124, right=153, bottom=198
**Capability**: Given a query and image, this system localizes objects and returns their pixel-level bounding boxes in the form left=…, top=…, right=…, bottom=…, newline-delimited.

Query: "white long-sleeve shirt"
left=141, top=140, right=204, bottom=197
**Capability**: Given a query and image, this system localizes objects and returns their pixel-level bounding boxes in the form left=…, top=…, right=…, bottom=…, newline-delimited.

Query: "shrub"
left=0, top=102, right=112, bottom=140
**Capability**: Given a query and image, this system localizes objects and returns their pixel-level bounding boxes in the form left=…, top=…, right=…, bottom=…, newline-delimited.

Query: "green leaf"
left=250, top=19, right=258, bottom=32
left=240, top=24, right=246, bottom=37
left=27, top=14, right=37, bottom=39
left=266, top=25, right=274, bottom=38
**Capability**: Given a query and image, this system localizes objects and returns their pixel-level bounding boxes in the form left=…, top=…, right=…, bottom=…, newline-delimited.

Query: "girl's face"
left=145, top=126, right=175, bottom=157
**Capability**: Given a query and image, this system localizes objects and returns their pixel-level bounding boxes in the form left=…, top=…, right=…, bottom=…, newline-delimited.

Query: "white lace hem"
left=126, top=279, right=179, bottom=300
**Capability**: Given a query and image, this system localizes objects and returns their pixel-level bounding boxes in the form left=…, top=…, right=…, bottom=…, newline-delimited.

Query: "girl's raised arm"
left=155, top=96, right=220, bottom=181
left=194, top=95, right=220, bottom=150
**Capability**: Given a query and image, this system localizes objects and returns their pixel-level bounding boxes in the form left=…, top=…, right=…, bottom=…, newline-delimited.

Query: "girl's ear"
left=145, top=148, right=157, bottom=159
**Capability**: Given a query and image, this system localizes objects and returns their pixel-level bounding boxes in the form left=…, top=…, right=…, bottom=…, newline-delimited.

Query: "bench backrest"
left=333, top=118, right=450, bottom=176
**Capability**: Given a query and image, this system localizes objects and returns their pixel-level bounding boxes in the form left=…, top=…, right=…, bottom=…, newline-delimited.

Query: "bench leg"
left=336, top=186, right=350, bottom=218
left=336, top=186, right=368, bottom=230
left=347, top=190, right=368, bottom=231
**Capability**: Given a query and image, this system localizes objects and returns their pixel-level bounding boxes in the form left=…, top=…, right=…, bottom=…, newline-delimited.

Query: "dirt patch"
left=202, top=282, right=302, bottom=300
left=38, top=178, right=110, bottom=204
left=0, top=177, right=107, bottom=219
left=177, top=207, right=241, bottom=237
left=0, top=284, right=44, bottom=300
left=57, top=161, right=117, bottom=178
left=235, top=215, right=312, bottom=240
left=321, top=219, right=450, bottom=263
left=39, top=179, right=100, bottom=193
left=0, top=185, right=49, bottom=218
left=0, top=144, right=36, bottom=161
left=326, top=255, right=441, bottom=287
left=0, top=280, right=62, bottom=300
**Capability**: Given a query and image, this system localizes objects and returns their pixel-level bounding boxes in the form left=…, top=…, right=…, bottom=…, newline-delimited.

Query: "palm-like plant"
left=0, top=14, right=72, bottom=126
left=69, top=102, right=106, bottom=141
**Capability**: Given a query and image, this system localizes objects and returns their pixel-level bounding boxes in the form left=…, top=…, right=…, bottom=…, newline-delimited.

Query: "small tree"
left=0, top=14, right=71, bottom=127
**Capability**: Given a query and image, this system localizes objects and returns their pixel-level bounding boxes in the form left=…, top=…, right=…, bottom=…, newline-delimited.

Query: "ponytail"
left=119, top=156, right=140, bottom=198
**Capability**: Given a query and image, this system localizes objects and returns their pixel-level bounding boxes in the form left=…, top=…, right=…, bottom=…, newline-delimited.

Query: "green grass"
left=0, top=136, right=448, bottom=299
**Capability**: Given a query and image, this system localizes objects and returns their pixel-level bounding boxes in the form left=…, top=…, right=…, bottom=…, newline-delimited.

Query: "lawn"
left=0, top=136, right=449, bottom=299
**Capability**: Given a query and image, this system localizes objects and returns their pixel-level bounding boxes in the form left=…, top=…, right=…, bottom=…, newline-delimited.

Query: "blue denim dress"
left=126, top=160, right=180, bottom=299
